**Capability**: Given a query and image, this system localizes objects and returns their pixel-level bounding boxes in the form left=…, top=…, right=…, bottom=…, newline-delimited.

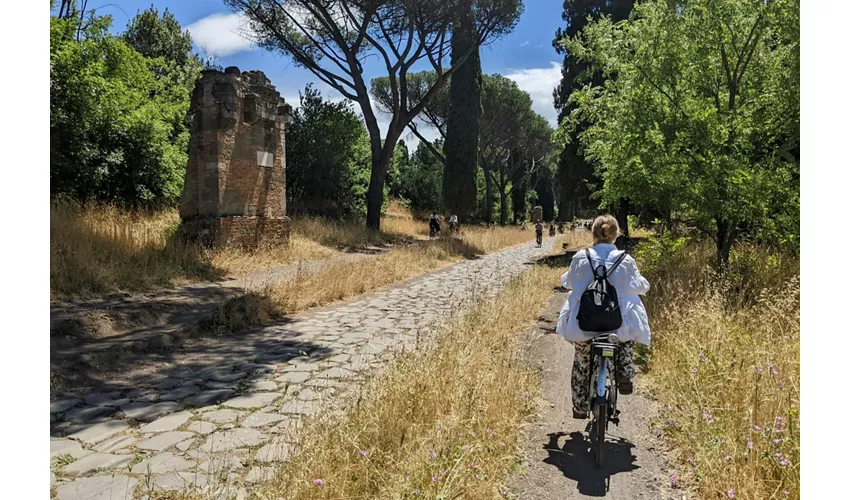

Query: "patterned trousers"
left=570, top=340, right=635, bottom=414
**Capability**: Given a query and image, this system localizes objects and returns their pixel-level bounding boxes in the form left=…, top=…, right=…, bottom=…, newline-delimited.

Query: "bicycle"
left=587, top=332, right=622, bottom=467
left=429, top=225, right=441, bottom=239
left=536, top=231, right=543, bottom=247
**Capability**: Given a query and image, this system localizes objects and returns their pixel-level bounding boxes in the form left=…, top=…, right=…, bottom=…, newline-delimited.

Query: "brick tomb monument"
left=179, top=66, right=292, bottom=248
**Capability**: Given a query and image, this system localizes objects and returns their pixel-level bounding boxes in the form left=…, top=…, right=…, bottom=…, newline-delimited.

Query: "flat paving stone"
left=182, top=389, right=234, bottom=406
left=131, top=452, right=196, bottom=474
left=275, top=371, right=311, bottom=384
left=93, top=434, right=139, bottom=453
left=56, top=475, right=137, bottom=500
left=187, top=421, right=217, bottom=435
left=51, top=439, right=93, bottom=459
left=246, top=380, right=278, bottom=391
left=64, top=453, right=133, bottom=476
left=51, top=398, right=80, bottom=414
left=151, top=471, right=208, bottom=492
left=85, top=392, right=123, bottom=406
left=245, top=466, right=275, bottom=483
left=120, top=401, right=182, bottom=422
left=202, top=409, right=245, bottom=423
left=255, top=439, right=291, bottom=463
left=160, top=385, right=201, bottom=402
left=222, top=392, right=282, bottom=409
left=279, top=400, right=318, bottom=415
left=138, top=431, right=194, bottom=452
left=202, top=428, right=267, bottom=453
left=64, top=405, right=114, bottom=423
left=204, top=370, right=246, bottom=383
left=68, top=420, right=130, bottom=445
left=139, top=410, right=193, bottom=433
left=317, top=367, right=357, bottom=379
left=176, top=437, right=195, bottom=451
left=197, top=455, right=243, bottom=475
left=296, top=389, right=323, bottom=401
left=240, top=412, right=285, bottom=428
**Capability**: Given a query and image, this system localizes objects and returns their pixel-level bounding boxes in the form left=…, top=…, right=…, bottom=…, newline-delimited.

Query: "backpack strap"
left=585, top=248, right=628, bottom=278
left=607, top=251, right=628, bottom=275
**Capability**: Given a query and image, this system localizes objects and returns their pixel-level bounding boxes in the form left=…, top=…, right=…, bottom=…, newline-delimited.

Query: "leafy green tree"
left=443, top=0, right=482, bottom=220
left=285, top=84, right=371, bottom=217
left=552, top=0, right=634, bottom=220
left=50, top=10, right=196, bottom=206
left=560, top=0, right=799, bottom=265
left=228, top=0, right=523, bottom=230
left=393, top=141, right=445, bottom=212
left=122, top=7, right=201, bottom=75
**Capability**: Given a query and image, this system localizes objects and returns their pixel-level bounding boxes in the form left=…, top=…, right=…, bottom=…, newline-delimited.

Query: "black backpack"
left=576, top=249, right=628, bottom=332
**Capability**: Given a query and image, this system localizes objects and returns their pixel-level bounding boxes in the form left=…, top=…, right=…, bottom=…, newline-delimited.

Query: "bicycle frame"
left=590, top=335, right=620, bottom=422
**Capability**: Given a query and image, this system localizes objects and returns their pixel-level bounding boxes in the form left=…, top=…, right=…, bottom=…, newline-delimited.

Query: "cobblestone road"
left=49, top=239, right=554, bottom=499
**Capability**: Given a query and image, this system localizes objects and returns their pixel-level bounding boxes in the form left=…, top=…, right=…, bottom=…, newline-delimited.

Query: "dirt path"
left=509, top=289, right=677, bottom=499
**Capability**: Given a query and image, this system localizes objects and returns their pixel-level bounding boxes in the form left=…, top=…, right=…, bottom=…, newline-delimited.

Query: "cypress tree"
left=443, top=0, right=481, bottom=220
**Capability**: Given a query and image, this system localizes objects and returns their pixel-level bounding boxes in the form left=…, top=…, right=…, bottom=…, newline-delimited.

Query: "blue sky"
left=89, top=0, right=565, bottom=144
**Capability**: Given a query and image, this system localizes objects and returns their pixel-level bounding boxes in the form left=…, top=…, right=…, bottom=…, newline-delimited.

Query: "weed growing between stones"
left=253, top=265, right=564, bottom=498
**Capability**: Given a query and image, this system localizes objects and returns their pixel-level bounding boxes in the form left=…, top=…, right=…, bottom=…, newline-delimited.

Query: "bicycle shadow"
left=543, top=431, right=640, bottom=497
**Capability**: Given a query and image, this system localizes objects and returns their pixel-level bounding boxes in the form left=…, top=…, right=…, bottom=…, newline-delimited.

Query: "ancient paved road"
left=50, top=238, right=555, bottom=499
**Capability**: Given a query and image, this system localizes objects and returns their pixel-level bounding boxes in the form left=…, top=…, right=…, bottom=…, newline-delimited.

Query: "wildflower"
left=687, top=456, right=693, bottom=463
left=775, top=452, right=783, bottom=459
left=404, top=460, right=409, bottom=465
left=728, top=488, right=735, bottom=498
left=725, top=455, right=732, bottom=461
left=691, top=368, right=698, bottom=374
left=670, top=471, right=678, bottom=488
left=747, top=438, right=753, bottom=450
left=486, top=428, right=493, bottom=437
left=754, top=424, right=762, bottom=431
left=692, top=466, right=698, bottom=473
left=701, top=412, right=710, bottom=421
left=755, top=367, right=763, bottom=374
left=707, top=418, right=715, bottom=424
left=499, top=441, right=506, bottom=447
left=432, top=476, right=441, bottom=483
left=406, top=476, right=410, bottom=481
left=690, top=435, right=697, bottom=441
left=775, top=416, right=786, bottom=431
left=666, top=419, right=674, bottom=426
left=770, top=367, right=779, bottom=376
left=462, top=444, right=471, bottom=451
left=774, top=438, right=782, bottom=444
left=471, top=462, right=478, bottom=469
left=429, top=450, right=437, bottom=460
left=313, top=479, right=324, bottom=487
left=783, top=490, right=790, bottom=496
left=361, top=449, right=369, bottom=457
left=413, top=489, right=421, bottom=495
left=699, top=353, right=708, bottom=362
left=779, top=380, right=786, bottom=388
left=437, top=424, right=442, bottom=431
left=475, top=473, right=481, bottom=480
left=780, top=459, right=790, bottom=467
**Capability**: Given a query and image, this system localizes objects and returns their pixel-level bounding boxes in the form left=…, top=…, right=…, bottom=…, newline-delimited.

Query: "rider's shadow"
left=542, top=431, right=639, bottom=497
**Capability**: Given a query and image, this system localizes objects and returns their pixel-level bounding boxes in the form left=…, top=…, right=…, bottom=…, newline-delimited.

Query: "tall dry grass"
left=255, top=265, right=563, bottom=499
left=636, top=239, right=800, bottom=499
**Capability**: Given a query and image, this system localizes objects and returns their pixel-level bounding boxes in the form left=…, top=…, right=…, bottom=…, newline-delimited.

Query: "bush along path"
left=49, top=238, right=555, bottom=499
left=508, top=288, right=677, bottom=499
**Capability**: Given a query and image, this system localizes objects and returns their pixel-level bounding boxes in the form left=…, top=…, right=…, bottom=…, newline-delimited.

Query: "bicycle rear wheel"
left=595, top=404, right=607, bottom=467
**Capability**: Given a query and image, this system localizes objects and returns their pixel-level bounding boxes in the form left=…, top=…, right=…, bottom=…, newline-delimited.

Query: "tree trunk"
left=482, top=156, right=493, bottom=224
left=499, top=189, right=508, bottom=226
left=715, top=218, right=735, bottom=268
left=615, top=198, right=630, bottom=237
left=365, top=125, right=403, bottom=230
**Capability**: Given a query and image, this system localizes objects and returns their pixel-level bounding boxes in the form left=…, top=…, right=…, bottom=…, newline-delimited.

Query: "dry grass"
left=51, top=202, right=537, bottom=298
left=636, top=240, right=800, bottom=499
left=254, top=265, right=563, bottom=499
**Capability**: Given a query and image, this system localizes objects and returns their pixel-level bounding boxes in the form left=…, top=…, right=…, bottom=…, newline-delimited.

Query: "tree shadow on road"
left=542, top=431, right=640, bottom=497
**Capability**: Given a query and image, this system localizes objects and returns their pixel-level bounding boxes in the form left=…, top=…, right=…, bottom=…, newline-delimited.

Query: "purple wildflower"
left=728, top=488, right=736, bottom=498
left=413, top=489, right=421, bottom=495
left=437, top=424, right=442, bottom=431
left=775, top=452, right=783, bottom=459
left=746, top=438, right=753, bottom=450
left=462, top=444, right=471, bottom=451
left=780, top=459, right=790, bottom=467
left=725, top=455, right=732, bottom=461
left=486, top=428, right=493, bottom=437
left=701, top=412, right=711, bottom=420
left=754, top=424, right=762, bottom=431
left=771, top=367, right=780, bottom=376
left=432, top=476, right=441, bottom=483
left=691, top=368, right=698, bottom=374
left=360, top=449, right=369, bottom=457
left=699, top=353, right=709, bottom=362
left=471, top=462, right=478, bottom=469
left=499, top=441, right=506, bottom=447
left=775, top=416, right=786, bottom=431
left=690, top=435, right=697, bottom=441
left=313, top=479, right=324, bottom=487
left=429, top=450, right=437, bottom=460
left=670, top=471, right=678, bottom=488
left=475, top=473, right=481, bottom=479
left=756, top=367, right=763, bottom=374
left=783, top=490, right=790, bottom=496
left=406, top=476, right=410, bottom=481
left=774, top=438, right=782, bottom=444
left=779, top=380, right=786, bottom=388
left=687, top=456, right=693, bottom=463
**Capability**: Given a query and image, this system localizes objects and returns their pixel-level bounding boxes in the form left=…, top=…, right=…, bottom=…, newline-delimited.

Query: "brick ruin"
left=179, top=67, right=292, bottom=248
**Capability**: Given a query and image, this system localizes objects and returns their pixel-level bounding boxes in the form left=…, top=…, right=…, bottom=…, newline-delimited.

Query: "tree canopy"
left=227, top=0, right=523, bottom=229
left=558, top=0, right=799, bottom=264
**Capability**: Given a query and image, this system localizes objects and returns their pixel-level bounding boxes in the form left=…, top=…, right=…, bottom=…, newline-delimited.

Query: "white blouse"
left=555, top=243, right=652, bottom=345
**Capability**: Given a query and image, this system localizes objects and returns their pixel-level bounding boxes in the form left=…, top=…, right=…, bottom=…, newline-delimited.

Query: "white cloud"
left=520, top=40, right=529, bottom=47
left=504, top=61, right=562, bottom=128
left=187, top=13, right=255, bottom=57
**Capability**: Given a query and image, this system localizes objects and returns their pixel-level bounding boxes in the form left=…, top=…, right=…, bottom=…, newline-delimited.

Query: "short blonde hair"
left=591, top=215, right=620, bottom=244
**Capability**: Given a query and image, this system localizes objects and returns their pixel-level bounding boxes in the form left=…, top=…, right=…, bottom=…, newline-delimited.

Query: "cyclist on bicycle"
left=429, top=211, right=441, bottom=236
left=448, top=214, right=459, bottom=233
left=555, top=215, right=651, bottom=419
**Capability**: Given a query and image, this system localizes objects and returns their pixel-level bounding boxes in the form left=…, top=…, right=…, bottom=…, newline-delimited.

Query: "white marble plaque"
left=257, top=151, right=274, bottom=167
